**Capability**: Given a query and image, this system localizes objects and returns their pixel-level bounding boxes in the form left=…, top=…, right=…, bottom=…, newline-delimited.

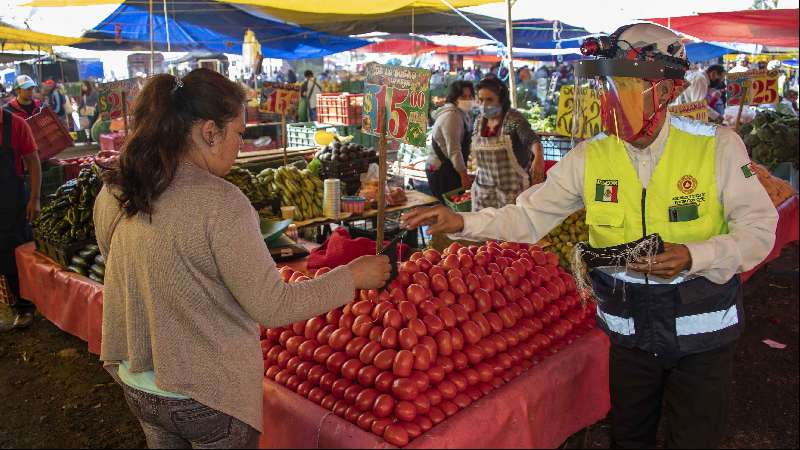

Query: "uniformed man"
left=401, top=23, right=778, bottom=449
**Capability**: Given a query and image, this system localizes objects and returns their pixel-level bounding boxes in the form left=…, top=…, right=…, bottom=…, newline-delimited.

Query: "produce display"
left=315, top=141, right=378, bottom=180
left=224, top=166, right=271, bottom=205
left=543, top=210, right=589, bottom=268
left=261, top=241, right=597, bottom=447
left=746, top=162, right=796, bottom=206
left=67, top=243, right=105, bottom=284
left=34, top=165, right=103, bottom=244
left=449, top=191, right=471, bottom=205
left=261, top=166, right=324, bottom=221
left=739, top=110, right=799, bottom=170
left=520, top=104, right=557, bottom=134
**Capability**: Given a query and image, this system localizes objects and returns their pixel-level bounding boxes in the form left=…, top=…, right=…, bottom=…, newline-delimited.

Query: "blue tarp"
left=76, top=0, right=368, bottom=59
left=485, top=18, right=592, bottom=49
left=78, top=60, right=104, bottom=80
left=685, top=42, right=736, bottom=63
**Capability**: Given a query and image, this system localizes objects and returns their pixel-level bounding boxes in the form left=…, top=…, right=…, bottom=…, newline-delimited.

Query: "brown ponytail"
left=104, top=68, right=245, bottom=217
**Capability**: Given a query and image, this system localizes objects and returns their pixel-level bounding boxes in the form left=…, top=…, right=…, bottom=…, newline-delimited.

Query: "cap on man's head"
left=14, top=75, right=37, bottom=90
left=43, top=79, right=56, bottom=89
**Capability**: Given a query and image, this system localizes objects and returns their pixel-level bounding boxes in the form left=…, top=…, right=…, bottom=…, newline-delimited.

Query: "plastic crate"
left=60, top=156, right=96, bottom=181
left=319, top=155, right=378, bottom=181
left=539, top=133, right=576, bottom=161
left=286, top=122, right=337, bottom=148
left=443, top=187, right=472, bottom=212
left=33, top=229, right=94, bottom=268
left=316, top=93, right=363, bottom=126
left=26, top=107, right=74, bottom=160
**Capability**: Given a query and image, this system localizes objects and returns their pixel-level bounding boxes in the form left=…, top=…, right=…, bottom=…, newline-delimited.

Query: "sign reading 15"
left=367, top=84, right=425, bottom=139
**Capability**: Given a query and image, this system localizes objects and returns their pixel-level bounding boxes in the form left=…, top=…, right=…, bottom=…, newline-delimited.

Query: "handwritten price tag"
left=362, top=63, right=431, bottom=147
left=555, top=85, right=602, bottom=139
left=98, top=78, right=142, bottom=121
left=726, top=69, right=780, bottom=106
left=260, top=83, right=300, bottom=116
left=668, top=101, right=709, bottom=122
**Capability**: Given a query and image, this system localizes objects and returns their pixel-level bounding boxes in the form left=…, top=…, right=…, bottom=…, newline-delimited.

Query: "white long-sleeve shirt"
left=452, top=115, right=778, bottom=284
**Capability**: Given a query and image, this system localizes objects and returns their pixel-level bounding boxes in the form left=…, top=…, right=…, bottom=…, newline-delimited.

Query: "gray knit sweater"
left=93, top=163, right=356, bottom=432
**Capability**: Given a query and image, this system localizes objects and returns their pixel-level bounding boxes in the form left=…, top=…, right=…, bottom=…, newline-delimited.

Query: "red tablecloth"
left=16, top=242, right=105, bottom=355
left=741, top=195, right=799, bottom=283
left=259, top=329, right=610, bottom=449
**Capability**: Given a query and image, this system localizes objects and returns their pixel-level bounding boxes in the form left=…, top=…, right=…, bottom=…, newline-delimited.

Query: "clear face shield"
left=571, top=59, right=686, bottom=143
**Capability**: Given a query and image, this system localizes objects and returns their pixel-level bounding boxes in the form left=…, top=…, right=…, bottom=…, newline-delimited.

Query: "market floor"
left=0, top=244, right=797, bottom=449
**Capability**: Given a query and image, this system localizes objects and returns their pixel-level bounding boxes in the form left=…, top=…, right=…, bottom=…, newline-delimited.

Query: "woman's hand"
left=628, top=243, right=693, bottom=279
left=459, top=171, right=473, bottom=189
left=347, top=255, right=391, bottom=290
left=401, top=205, right=464, bottom=235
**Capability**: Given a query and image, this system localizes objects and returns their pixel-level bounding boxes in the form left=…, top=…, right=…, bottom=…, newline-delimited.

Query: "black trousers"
left=426, top=160, right=462, bottom=203
left=609, top=343, right=734, bottom=449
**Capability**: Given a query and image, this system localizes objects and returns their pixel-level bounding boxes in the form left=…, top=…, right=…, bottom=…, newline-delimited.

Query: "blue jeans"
left=121, top=384, right=260, bottom=449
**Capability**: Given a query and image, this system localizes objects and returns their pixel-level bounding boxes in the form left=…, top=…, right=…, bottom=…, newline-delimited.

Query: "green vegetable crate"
left=443, top=187, right=472, bottom=212
left=33, top=229, right=95, bottom=268
left=286, top=122, right=337, bottom=148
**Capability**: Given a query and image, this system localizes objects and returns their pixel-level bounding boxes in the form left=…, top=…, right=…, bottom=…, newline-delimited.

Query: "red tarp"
left=646, top=9, right=800, bottom=47
left=361, top=39, right=479, bottom=55
left=741, top=195, right=799, bottom=283
left=259, top=329, right=611, bottom=449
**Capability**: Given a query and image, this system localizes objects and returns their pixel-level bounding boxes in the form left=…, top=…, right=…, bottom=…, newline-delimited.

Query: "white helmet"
left=578, top=23, right=688, bottom=80
left=767, top=59, right=782, bottom=71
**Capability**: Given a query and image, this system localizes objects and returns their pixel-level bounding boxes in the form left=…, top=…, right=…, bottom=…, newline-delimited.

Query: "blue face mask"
left=481, top=104, right=502, bottom=118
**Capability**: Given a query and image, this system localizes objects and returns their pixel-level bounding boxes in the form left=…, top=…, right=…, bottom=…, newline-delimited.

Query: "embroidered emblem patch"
left=595, top=179, right=619, bottom=203
left=677, top=175, right=698, bottom=195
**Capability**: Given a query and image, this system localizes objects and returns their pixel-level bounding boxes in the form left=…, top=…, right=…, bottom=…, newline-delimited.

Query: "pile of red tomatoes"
left=261, top=241, right=597, bottom=447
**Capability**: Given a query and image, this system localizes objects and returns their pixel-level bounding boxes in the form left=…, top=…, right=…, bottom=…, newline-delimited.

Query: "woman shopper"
left=425, top=80, right=475, bottom=201
left=470, top=77, right=544, bottom=211
left=93, top=69, right=390, bottom=449
left=79, top=80, right=99, bottom=141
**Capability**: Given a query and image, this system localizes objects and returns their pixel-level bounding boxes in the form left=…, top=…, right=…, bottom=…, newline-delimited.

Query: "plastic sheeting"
left=741, top=195, right=799, bottom=283
left=260, top=329, right=611, bottom=449
left=74, top=0, right=369, bottom=58
left=0, top=24, right=90, bottom=52
left=646, top=9, right=800, bottom=48
left=685, top=42, right=738, bottom=63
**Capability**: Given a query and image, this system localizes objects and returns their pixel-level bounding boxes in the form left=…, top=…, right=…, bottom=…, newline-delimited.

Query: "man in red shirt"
left=4, top=75, right=42, bottom=120
left=0, top=100, right=41, bottom=331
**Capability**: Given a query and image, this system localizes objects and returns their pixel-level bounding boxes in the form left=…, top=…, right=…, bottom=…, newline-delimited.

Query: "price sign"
left=668, top=101, right=709, bottom=122
left=259, top=83, right=300, bottom=116
left=98, top=78, right=143, bottom=120
left=555, top=85, right=602, bottom=139
left=726, top=69, right=780, bottom=106
left=362, top=63, right=431, bottom=147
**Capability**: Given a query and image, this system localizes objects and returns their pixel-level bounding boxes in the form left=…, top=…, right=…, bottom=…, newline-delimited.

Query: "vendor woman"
left=94, top=68, right=390, bottom=449
left=425, top=80, right=475, bottom=201
left=470, top=76, right=545, bottom=211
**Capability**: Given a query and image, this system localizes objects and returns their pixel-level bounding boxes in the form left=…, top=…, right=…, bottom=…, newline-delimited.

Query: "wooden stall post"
left=376, top=101, right=387, bottom=254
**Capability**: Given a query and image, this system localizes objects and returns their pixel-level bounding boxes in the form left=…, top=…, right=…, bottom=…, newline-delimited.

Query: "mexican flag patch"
left=741, top=162, right=757, bottom=178
left=595, top=180, right=619, bottom=203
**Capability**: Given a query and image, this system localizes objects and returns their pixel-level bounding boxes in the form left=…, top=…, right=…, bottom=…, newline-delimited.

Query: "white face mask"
left=457, top=99, right=474, bottom=113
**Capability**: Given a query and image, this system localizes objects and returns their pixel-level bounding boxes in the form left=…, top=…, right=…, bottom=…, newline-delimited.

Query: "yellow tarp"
left=0, top=24, right=91, bottom=51
left=23, top=0, right=499, bottom=16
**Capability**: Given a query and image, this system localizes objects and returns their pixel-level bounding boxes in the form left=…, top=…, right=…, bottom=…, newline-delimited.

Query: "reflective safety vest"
left=583, top=116, right=743, bottom=356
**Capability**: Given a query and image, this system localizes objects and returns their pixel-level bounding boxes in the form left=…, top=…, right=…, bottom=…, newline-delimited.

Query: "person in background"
left=79, top=80, right=100, bottom=141
left=4, top=75, right=42, bottom=119
left=707, top=65, right=727, bottom=117
left=41, top=80, right=68, bottom=126
left=777, top=89, right=798, bottom=117
left=94, top=69, right=390, bottom=449
left=729, top=55, right=750, bottom=74
left=677, top=64, right=726, bottom=121
left=426, top=80, right=475, bottom=201
left=300, top=70, right=322, bottom=122
left=0, top=98, right=41, bottom=332
left=463, top=68, right=477, bottom=82
left=287, top=69, right=298, bottom=84
left=470, top=77, right=544, bottom=211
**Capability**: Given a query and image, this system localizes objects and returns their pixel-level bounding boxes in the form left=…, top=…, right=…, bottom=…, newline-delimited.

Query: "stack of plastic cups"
left=323, top=179, right=341, bottom=219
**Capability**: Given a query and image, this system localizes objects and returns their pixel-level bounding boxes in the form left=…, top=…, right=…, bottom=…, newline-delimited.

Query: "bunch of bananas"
left=259, top=166, right=323, bottom=221
left=34, top=166, right=103, bottom=244
left=545, top=210, right=589, bottom=268
left=224, top=166, right=270, bottom=205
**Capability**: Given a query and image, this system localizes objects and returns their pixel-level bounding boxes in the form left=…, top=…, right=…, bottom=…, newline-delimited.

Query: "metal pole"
left=149, top=0, right=155, bottom=75
left=163, top=0, right=171, bottom=53
left=505, top=0, right=516, bottom=108
left=376, top=100, right=387, bottom=254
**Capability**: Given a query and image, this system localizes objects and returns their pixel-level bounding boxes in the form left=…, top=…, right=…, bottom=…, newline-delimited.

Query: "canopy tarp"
left=73, top=0, right=369, bottom=58
left=0, top=24, right=91, bottom=52
left=646, top=9, right=799, bottom=48
left=685, top=42, right=740, bottom=63
left=22, top=0, right=499, bottom=12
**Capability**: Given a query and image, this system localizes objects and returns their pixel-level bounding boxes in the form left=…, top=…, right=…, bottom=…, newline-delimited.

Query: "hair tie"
left=172, top=76, right=184, bottom=93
